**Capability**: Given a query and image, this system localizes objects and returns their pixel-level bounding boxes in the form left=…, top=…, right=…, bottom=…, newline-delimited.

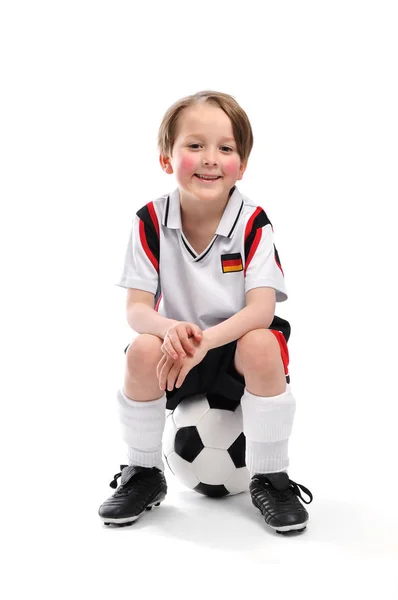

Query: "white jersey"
left=117, top=185, right=290, bottom=339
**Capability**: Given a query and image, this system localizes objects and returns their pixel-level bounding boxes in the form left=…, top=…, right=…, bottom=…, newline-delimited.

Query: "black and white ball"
left=163, top=392, right=249, bottom=497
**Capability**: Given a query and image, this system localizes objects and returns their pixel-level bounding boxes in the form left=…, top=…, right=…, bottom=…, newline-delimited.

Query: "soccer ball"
left=163, top=392, right=250, bottom=497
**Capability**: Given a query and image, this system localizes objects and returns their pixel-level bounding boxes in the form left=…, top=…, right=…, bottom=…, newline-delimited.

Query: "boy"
left=99, top=90, right=313, bottom=533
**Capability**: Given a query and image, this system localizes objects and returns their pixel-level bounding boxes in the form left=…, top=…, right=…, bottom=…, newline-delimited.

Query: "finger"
left=166, top=362, right=181, bottom=392
left=163, top=338, right=180, bottom=360
left=183, top=334, right=197, bottom=356
left=187, top=342, right=196, bottom=356
left=186, top=327, right=202, bottom=354
left=167, top=331, right=186, bottom=359
left=156, top=354, right=167, bottom=379
left=179, top=329, right=195, bottom=357
left=159, top=358, right=172, bottom=391
left=188, top=325, right=203, bottom=341
left=173, top=332, right=187, bottom=359
left=161, top=341, right=174, bottom=358
left=175, top=366, right=188, bottom=389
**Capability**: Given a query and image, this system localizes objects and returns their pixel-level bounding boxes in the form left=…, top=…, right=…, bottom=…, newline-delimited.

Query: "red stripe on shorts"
left=270, top=330, right=290, bottom=376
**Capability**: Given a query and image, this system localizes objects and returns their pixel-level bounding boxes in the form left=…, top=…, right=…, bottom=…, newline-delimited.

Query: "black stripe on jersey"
left=164, top=195, right=170, bottom=226
left=181, top=234, right=218, bottom=261
left=274, top=245, right=282, bottom=266
left=244, top=209, right=272, bottom=263
left=181, top=236, right=196, bottom=258
left=197, top=237, right=218, bottom=261
left=227, top=200, right=244, bottom=238
left=136, top=205, right=160, bottom=267
left=154, top=283, right=162, bottom=310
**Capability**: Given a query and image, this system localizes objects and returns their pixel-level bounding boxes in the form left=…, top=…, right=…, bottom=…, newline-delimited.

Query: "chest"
left=182, top=228, right=217, bottom=255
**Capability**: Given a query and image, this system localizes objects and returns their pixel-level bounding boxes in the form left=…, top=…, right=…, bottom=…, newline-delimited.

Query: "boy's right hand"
left=161, top=322, right=203, bottom=361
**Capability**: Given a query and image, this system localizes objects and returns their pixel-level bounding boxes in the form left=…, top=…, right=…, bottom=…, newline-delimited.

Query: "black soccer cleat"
left=250, top=471, right=313, bottom=534
left=99, top=465, right=167, bottom=526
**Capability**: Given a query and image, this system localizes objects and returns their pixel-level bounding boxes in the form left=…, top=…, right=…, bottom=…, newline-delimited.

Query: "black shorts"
left=124, top=332, right=290, bottom=411
left=124, top=340, right=245, bottom=411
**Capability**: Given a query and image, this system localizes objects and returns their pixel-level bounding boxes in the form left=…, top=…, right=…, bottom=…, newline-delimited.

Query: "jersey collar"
left=163, top=185, right=244, bottom=239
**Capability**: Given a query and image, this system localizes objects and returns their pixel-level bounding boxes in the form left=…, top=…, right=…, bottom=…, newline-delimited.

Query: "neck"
left=179, top=186, right=235, bottom=228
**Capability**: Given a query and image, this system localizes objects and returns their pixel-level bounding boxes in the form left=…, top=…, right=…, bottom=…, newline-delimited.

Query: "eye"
left=188, top=144, right=233, bottom=152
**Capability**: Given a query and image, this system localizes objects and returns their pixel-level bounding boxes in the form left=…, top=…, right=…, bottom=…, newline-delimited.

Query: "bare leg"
left=124, top=334, right=164, bottom=401
left=234, top=330, right=287, bottom=397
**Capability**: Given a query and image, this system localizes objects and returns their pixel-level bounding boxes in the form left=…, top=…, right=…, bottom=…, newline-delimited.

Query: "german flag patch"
left=221, top=253, right=243, bottom=274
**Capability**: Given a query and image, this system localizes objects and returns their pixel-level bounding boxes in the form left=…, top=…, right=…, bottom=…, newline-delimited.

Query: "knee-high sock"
left=117, top=388, right=167, bottom=470
left=240, top=385, right=296, bottom=476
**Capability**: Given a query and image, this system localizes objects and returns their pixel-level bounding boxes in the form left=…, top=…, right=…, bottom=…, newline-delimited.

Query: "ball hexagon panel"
left=224, top=467, right=250, bottom=495
left=227, top=432, right=246, bottom=468
left=197, top=408, right=242, bottom=449
left=192, top=447, right=235, bottom=485
left=175, top=426, right=204, bottom=463
left=165, top=452, right=200, bottom=489
left=172, top=394, right=210, bottom=428
left=194, top=482, right=229, bottom=497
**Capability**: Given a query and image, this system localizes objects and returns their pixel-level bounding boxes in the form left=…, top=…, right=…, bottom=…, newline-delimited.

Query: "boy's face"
left=160, top=103, right=246, bottom=206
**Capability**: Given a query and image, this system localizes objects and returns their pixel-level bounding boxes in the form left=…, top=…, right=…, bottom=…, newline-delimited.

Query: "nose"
left=202, top=147, right=218, bottom=166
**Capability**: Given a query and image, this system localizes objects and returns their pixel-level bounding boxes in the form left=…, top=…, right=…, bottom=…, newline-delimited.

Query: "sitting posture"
left=99, top=90, right=313, bottom=533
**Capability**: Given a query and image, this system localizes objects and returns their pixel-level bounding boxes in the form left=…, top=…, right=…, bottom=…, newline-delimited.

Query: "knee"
left=236, top=329, right=281, bottom=370
left=126, top=334, right=163, bottom=377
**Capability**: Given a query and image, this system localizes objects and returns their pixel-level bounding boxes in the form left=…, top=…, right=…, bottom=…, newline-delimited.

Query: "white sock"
left=117, top=388, right=167, bottom=471
left=240, top=385, right=296, bottom=477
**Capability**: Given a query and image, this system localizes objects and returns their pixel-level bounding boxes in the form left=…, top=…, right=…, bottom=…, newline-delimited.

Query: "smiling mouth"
left=194, top=174, right=222, bottom=181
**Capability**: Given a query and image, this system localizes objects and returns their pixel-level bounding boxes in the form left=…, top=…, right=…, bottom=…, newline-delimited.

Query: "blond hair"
left=157, top=90, right=253, bottom=165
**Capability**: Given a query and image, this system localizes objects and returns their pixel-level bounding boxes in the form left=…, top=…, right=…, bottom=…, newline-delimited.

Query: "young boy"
left=99, top=90, right=313, bottom=534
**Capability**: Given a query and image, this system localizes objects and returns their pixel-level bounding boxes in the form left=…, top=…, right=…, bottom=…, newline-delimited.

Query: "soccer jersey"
left=117, top=185, right=290, bottom=340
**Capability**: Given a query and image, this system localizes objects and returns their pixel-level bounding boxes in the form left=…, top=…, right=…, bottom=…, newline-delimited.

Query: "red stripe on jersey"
left=147, top=201, right=159, bottom=238
left=244, top=227, right=262, bottom=275
left=244, top=206, right=262, bottom=275
left=222, top=258, right=242, bottom=267
left=139, top=216, right=159, bottom=272
left=244, top=207, right=284, bottom=277
left=244, top=206, right=262, bottom=245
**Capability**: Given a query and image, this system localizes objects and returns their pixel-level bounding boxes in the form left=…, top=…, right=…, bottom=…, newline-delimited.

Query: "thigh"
left=233, top=329, right=291, bottom=383
left=233, top=345, right=245, bottom=378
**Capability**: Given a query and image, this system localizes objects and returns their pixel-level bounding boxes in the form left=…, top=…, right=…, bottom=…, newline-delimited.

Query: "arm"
left=119, top=213, right=177, bottom=340
left=127, top=289, right=178, bottom=340
left=202, top=287, right=276, bottom=350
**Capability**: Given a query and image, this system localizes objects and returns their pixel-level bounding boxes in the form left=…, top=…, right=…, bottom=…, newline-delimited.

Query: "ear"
left=237, top=161, right=247, bottom=181
left=159, top=154, right=174, bottom=174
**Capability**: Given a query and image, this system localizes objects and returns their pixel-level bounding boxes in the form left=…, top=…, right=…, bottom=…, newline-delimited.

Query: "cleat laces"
left=108, top=465, right=161, bottom=498
left=109, top=465, right=128, bottom=489
left=254, top=475, right=313, bottom=505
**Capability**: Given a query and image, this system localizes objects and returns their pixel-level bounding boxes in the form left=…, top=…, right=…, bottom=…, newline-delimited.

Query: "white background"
left=1, top=0, right=397, bottom=597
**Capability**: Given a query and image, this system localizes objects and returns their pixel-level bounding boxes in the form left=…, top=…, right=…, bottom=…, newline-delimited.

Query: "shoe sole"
left=275, top=522, right=308, bottom=533
left=252, top=497, right=309, bottom=533
left=101, top=500, right=164, bottom=527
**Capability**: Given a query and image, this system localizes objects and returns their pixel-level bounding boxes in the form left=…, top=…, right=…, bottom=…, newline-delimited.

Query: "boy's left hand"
left=156, top=337, right=210, bottom=392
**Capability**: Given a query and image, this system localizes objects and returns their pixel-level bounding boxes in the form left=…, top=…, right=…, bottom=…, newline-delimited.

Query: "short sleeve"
left=244, top=220, right=288, bottom=302
left=116, top=214, right=159, bottom=293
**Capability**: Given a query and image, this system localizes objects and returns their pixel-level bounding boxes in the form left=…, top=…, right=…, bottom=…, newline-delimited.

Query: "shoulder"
left=136, top=192, right=168, bottom=221
left=133, top=192, right=171, bottom=239
left=239, top=192, right=273, bottom=231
